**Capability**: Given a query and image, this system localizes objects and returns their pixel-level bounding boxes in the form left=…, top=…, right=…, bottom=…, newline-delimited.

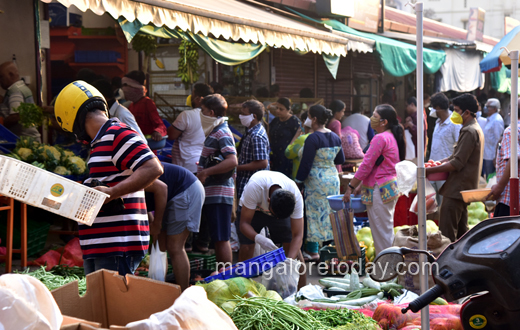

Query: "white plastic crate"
left=0, top=155, right=108, bottom=226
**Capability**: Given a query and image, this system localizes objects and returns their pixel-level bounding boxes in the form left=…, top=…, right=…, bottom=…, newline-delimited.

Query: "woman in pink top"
left=327, top=100, right=346, bottom=172
left=343, top=104, right=405, bottom=254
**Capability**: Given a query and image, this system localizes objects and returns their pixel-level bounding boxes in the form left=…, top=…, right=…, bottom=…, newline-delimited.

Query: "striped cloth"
left=198, top=122, right=236, bottom=205
left=80, top=119, right=155, bottom=259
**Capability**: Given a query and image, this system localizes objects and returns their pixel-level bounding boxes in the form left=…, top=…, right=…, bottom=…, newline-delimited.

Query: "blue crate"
left=157, top=147, right=172, bottom=163
left=204, top=248, right=286, bottom=283
left=0, top=124, right=18, bottom=152
left=353, top=217, right=369, bottom=228
left=75, top=51, right=121, bottom=63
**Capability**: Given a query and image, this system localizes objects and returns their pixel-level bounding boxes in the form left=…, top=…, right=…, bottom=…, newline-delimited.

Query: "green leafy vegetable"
left=307, top=308, right=378, bottom=330
left=13, top=103, right=45, bottom=128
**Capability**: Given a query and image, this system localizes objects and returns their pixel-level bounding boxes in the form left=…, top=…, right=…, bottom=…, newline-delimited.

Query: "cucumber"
left=350, top=271, right=359, bottom=291
left=322, top=277, right=351, bottom=284
left=328, top=287, right=347, bottom=291
left=337, top=292, right=384, bottom=306
left=318, top=279, right=351, bottom=291
left=362, top=277, right=381, bottom=290
left=380, top=282, right=403, bottom=292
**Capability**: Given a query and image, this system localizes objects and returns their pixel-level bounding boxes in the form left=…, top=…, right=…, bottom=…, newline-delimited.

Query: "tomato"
left=428, top=160, right=435, bottom=163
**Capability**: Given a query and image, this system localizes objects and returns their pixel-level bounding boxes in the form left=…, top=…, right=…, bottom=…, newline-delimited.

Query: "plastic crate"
left=204, top=248, right=286, bottom=283
left=0, top=219, right=50, bottom=257
left=74, top=51, right=121, bottom=63
left=0, top=155, right=108, bottom=226
left=187, top=252, right=216, bottom=271
left=319, top=245, right=366, bottom=276
left=0, top=124, right=18, bottom=152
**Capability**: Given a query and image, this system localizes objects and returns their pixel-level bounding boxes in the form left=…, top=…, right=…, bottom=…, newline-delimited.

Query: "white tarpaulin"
left=439, top=48, right=485, bottom=92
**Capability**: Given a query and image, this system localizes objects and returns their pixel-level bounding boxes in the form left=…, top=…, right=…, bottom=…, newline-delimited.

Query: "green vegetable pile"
left=17, top=265, right=87, bottom=295
left=307, top=309, right=378, bottom=330
left=468, top=202, right=488, bottom=226
left=229, top=296, right=326, bottom=330
left=13, top=103, right=46, bottom=128
left=8, top=137, right=87, bottom=176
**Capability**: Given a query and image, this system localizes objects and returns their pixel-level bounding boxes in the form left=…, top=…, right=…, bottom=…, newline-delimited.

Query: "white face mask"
left=429, top=107, right=437, bottom=118
left=304, top=117, right=312, bottom=128
left=239, top=114, right=255, bottom=127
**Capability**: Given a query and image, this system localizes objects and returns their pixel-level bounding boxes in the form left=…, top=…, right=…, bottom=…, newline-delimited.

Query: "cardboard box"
left=53, top=269, right=181, bottom=330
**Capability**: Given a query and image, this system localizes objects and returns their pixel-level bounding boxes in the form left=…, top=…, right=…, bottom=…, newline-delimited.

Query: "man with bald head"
left=487, top=98, right=520, bottom=216
left=0, top=61, right=41, bottom=141
left=482, top=98, right=504, bottom=177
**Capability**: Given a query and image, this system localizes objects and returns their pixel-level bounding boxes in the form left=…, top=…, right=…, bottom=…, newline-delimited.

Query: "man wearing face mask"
left=426, top=94, right=484, bottom=242
left=236, top=100, right=270, bottom=201
left=54, top=81, right=163, bottom=275
left=482, top=98, right=504, bottom=177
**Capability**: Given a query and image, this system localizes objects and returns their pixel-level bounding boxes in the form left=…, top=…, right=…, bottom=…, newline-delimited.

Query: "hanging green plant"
left=132, top=34, right=157, bottom=56
left=178, top=40, right=200, bottom=86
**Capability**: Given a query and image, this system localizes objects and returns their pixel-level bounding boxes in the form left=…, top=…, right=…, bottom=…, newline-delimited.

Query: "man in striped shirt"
left=55, top=81, right=163, bottom=276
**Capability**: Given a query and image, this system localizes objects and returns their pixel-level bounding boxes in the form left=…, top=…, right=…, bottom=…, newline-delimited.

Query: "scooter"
left=371, top=216, right=520, bottom=330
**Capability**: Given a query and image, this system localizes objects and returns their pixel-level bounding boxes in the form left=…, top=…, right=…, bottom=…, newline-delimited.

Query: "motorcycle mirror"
left=369, top=247, right=405, bottom=282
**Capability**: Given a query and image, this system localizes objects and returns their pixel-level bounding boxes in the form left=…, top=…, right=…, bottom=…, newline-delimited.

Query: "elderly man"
left=482, top=98, right=504, bottom=177
left=0, top=61, right=41, bottom=141
left=426, top=94, right=484, bottom=242
left=487, top=98, right=520, bottom=217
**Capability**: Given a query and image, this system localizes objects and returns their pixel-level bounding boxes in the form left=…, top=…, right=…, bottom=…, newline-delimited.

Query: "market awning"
left=40, top=0, right=370, bottom=57
left=321, top=20, right=446, bottom=77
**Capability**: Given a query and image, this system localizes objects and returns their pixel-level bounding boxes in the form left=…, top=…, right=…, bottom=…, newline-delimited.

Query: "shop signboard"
left=347, top=0, right=380, bottom=33
left=466, top=7, right=485, bottom=42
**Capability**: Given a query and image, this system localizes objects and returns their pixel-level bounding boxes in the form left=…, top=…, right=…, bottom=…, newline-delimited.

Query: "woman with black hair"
left=296, top=105, right=345, bottom=261
left=268, top=97, right=301, bottom=177
left=343, top=104, right=405, bottom=255
left=327, top=100, right=346, bottom=172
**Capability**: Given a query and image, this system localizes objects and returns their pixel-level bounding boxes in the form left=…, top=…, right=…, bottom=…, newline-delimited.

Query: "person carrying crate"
left=54, top=80, right=163, bottom=276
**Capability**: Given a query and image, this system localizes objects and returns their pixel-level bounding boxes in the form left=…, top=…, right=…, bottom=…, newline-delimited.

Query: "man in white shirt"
left=482, top=98, right=504, bottom=177
left=236, top=171, right=305, bottom=284
left=168, top=83, right=213, bottom=174
left=0, top=62, right=41, bottom=141
left=429, top=93, right=461, bottom=205
left=92, top=79, right=146, bottom=142
left=341, top=106, right=374, bottom=150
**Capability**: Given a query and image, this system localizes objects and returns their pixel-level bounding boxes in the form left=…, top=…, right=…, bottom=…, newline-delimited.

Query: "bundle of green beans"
left=230, top=296, right=327, bottom=330
left=307, top=309, right=378, bottom=330
left=17, top=265, right=87, bottom=295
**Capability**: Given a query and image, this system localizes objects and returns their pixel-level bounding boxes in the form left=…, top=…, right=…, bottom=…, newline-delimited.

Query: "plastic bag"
left=148, top=241, right=168, bottom=282
left=125, top=286, right=238, bottom=330
left=409, top=179, right=438, bottom=214
left=395, top=161, right=417, bottom=197
left=0, top=274, right=63, bottom=330
left=261, top=258, right=301, bottom=299
left=253, top=227, right=268, bottom=257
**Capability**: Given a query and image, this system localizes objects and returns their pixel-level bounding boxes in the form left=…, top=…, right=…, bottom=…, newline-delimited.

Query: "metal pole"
left=510, top=50, right=519, bottom=215
left=415, top=2, right=430, bottom=329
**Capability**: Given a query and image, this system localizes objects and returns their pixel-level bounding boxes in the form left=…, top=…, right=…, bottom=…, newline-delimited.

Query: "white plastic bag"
left=125, top=286, right=238, bottom=330
left=409, top=180, right=438, bottom=214
left=148, top=241, right=168, bottom=282
left=253, top=227, right=268, bottom=257
left=261, top=258, right=301, bottom=299
left=0, top=274, right=63, bottom=330
left=396, top=160, right=417, bottom=196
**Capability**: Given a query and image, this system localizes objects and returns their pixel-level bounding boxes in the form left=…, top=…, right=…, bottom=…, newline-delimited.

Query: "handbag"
left=203, top=151, right=234, bottom=182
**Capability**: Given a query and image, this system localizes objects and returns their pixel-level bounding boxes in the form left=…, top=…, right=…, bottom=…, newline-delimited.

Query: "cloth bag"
left=329, top=207, right=361, bottom=259
left=393, top=226, right=451, bottom=294
left=340, top=126, right=365, bottom=159
left=148, top=241, right=168, bottom=282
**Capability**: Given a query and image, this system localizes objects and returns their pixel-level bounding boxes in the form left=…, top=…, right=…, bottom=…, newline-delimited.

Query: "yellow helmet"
left=55, top=81, right=107, bottom=133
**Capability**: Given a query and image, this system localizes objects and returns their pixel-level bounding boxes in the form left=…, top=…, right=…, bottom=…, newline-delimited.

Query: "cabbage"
left=204, top=280, right=234, bottom=307
left=220, top=301, right=236, bottom=314
left=264, top=290, right=282, bottom=301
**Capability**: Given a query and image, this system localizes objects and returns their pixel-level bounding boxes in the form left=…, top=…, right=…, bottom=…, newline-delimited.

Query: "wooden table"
left=0, top=196, right=27, bottom=273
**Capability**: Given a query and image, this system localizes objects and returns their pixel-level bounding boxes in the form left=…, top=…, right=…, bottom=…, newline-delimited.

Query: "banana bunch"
left=132, top=34, right=157, bottom=56
left=178, top=40, right=200, bottom=85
